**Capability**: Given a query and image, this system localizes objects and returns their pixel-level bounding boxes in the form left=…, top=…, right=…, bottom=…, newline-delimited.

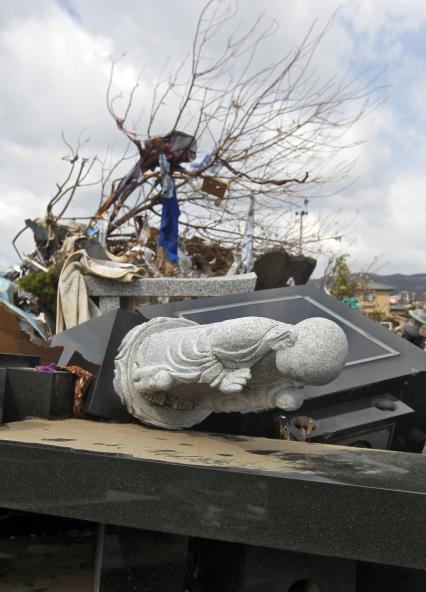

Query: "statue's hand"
left=218, top=368, right=251, bottom=393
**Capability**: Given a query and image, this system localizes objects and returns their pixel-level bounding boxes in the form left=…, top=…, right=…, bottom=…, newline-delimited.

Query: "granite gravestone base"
left=3, top=369, right=75, bottom=422
left=51, top=309, right=142, bottom=421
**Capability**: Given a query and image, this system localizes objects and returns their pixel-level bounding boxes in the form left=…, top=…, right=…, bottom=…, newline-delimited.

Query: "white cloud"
left=1, top=0, right=426, bottom=276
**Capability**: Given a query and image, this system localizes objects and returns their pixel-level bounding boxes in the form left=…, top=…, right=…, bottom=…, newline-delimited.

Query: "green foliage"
left=341, top=295, right=360, bottom=310
left=330, top=255, right=359, bottom=300
left=17, top=267, right=60, bottom=317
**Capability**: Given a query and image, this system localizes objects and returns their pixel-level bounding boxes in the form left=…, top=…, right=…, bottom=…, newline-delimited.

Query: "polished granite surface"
left=0, top=418, right=423, bottom=487
left=0, top=419, right=425, bottom=570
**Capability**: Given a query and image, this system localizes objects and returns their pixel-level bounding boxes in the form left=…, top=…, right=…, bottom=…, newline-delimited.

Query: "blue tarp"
left=158, top=185, right=180, bottom=263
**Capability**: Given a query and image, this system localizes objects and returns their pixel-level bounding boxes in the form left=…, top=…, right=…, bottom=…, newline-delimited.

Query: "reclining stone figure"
left=114, top=316, right=348, bottom=429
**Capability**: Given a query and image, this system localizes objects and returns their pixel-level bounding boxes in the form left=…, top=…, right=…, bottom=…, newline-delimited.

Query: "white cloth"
left=56, top=250, right=145, bottom=333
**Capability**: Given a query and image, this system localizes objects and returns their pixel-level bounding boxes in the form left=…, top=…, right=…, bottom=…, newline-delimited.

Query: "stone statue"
left=114, top=316, right=348, bottom=429
left=402, top=305, right=426, bottom=349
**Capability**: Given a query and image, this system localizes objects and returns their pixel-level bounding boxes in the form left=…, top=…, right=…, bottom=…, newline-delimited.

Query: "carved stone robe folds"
left=141, top=317, right=293, bottom=386
left=113, top=315, right=348, bottom=429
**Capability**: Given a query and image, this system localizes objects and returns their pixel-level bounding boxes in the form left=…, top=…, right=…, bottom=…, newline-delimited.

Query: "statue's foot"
left=219, top=368, right=251, bottom=393
left=144, top=392, right=167, bottom=406
left=133, top=368, right=151, bottom=391
left=169, top=397, right=195, bottom=411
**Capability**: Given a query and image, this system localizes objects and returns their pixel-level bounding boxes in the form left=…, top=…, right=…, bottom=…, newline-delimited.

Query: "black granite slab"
left=0, top=353, right=39, bottom=368
left=3, top=369, right=75, bottom=421
left=0, top=421, right=426, bottom=570
left=241, top=394, right=415, bottom=449
left=253, top=250, right=316, bottom=289
left=51, top=309, right=142, bottom=421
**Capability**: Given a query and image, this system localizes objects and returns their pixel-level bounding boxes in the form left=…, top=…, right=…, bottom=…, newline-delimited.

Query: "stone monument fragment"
left=113, top=316, right=348, bottom=429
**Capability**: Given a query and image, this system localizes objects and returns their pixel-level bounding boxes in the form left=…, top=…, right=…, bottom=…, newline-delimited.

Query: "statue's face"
left=274, top=347, right=303, bottom=382
left=274, top=324, right=347, bottom=387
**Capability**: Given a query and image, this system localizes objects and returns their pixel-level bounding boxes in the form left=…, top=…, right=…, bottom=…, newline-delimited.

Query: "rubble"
left=5, top=111, right=318, bottom=335
left=0, top=303, right=62, bottom=364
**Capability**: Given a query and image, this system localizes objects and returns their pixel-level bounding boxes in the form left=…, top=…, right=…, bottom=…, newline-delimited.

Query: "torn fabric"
left=56, top=250, right=146, bottom=332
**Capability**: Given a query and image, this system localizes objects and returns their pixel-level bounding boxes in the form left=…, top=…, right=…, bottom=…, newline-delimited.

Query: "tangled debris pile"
left=5, top=109, right=320, bottom=337
left=6, top=126, right=259, bottom=335
left=14, top=129, right=234, bottom=272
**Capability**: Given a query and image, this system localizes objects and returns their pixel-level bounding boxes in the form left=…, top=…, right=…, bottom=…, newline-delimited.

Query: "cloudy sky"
left=1, top=0, right=426, bottom=275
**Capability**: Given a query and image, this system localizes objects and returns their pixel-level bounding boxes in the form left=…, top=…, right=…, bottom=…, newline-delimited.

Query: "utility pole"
left=295, top=199, right=309, bottom=255
left=240, top=195, right=255, bottom=272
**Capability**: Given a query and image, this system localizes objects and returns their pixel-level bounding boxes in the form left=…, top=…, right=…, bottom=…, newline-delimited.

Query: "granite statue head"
left=268, top=317, right=349, bottom=386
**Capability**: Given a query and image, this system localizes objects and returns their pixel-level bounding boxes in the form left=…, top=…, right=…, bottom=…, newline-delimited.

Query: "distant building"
left=390, top=292, right=415, bottom=325
left=356, top=280, right=394, bottom=318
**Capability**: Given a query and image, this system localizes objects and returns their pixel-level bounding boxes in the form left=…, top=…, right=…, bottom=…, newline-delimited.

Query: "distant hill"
left=367, top=274, right=426, bottom=296
left=310, top=273, right=426, bottom=297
